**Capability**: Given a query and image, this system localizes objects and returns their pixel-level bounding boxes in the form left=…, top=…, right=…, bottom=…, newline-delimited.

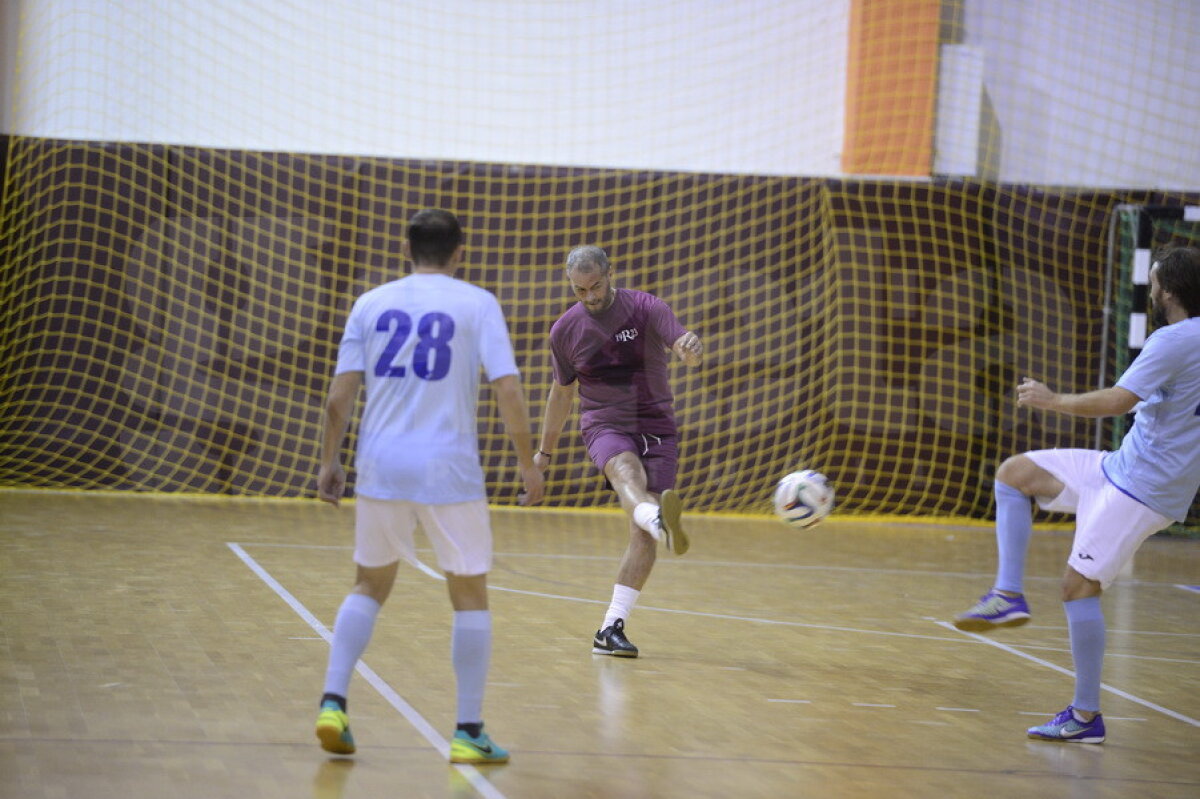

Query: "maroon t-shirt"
left=550, top=288, right=687, bottom=435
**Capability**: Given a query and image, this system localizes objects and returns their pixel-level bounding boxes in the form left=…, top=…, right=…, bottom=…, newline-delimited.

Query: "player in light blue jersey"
left=953, top=245, right=1200, bottom=744
left=313, top=209, right=544, bottom=764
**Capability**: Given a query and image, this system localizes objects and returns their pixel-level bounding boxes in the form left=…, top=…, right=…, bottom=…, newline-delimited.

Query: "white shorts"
left=354, top=496, right=493, bottom=576
left=1026, top=449, right=1172, bottom=588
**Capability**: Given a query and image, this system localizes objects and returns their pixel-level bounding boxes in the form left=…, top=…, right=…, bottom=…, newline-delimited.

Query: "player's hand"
left=675, top=332, right=703, bottom=367
left=517, top=462, right=545, bottom=506
left=1016, top=377, right=1057, bottom=410
left=317, top=463, right=347, bottom=507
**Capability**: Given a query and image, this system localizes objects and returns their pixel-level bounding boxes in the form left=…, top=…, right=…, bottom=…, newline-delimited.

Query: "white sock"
left=323, top=593, right=381, bottom=699
left=632, top=502, right=660, bottom=539
left=452, top=610, right=492, bottom=725
left=603, top=584, right=640, bottom=630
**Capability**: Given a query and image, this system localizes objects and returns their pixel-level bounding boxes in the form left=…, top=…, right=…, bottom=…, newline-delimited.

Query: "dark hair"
left=407, top=209, right=464, bottom=266
left=1155, top=245, right=1200, bottom=318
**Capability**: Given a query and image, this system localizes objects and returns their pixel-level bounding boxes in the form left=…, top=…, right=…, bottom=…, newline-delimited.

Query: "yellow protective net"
left=1, top=1, right=1198, bottom=526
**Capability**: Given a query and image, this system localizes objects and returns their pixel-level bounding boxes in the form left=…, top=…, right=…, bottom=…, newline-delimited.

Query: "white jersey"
left=335, top=272, right=518, bottom=503
left=1104, top=316, right=1200, bottom=521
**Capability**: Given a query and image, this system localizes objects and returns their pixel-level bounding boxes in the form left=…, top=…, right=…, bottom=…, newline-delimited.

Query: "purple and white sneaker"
left=1027, top=706, right=1106, bottom=743
left=953, top=589, right=1031, bottom=632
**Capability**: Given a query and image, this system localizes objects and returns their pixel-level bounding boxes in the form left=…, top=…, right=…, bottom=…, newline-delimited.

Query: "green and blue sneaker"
left=316, top=700, right=356, bottom=755
left=449, top=726, right=509, bottom=764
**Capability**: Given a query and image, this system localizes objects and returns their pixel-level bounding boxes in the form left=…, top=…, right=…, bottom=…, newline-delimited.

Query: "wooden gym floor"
left=0, top=489, right=1197, bottom=798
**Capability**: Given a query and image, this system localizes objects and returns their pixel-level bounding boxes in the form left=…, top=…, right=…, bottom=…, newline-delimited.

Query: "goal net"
left=2, top=1, right=1198, bottom=526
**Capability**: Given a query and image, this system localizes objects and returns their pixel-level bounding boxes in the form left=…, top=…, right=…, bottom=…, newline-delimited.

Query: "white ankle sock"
left=632, top=502, right=660, bottom=539
left=603, top=584, right=640, bottom=630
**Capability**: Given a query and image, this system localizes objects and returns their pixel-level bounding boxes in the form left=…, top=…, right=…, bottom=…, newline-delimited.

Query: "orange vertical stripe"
left=843, top=0, right=941, bottom=176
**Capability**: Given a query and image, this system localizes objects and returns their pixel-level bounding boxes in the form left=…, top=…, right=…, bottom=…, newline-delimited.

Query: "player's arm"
left=317, top=370, right=363, bottom=506
left=671, top=331, right=703, bottom=367
left=491, top=373, right=545, bottom=506
left=1016, top=377, right=1141, bottom=418
left=534, top=379, right=577, bottom=470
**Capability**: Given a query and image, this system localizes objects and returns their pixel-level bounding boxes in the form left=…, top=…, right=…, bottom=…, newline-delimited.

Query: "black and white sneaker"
left=592, top=618, right=639, bottom=657
left=657, top=489, right=688, bottom=555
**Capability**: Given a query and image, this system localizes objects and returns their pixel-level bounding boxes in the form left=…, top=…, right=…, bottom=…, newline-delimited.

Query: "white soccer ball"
left=773, top=469, right=834, bottom=528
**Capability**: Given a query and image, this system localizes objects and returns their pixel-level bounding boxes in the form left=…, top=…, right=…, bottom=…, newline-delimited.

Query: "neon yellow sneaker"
left=449, top=727, right=509, bottom=764
left=315, top=701, right=356, bottom=755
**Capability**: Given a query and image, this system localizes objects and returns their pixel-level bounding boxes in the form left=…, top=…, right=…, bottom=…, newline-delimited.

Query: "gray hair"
left=565, top=245, right=610, bottom=275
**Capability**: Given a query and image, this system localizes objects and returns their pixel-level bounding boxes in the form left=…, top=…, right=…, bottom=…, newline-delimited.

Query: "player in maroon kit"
left=533, top=245, right=703, bottom=657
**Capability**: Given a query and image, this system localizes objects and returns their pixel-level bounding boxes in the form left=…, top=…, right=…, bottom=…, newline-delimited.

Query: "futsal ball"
left=773, top=469, right=834, bottom=528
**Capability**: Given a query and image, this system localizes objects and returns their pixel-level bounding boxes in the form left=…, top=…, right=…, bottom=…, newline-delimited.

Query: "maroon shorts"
left=581, top=427, right=678, bottom=494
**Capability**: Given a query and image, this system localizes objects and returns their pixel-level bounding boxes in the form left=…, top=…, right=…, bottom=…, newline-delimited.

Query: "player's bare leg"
left=591, top=515, right=655, bottom=658
left=995, top=454, right=1064, bottom=501
left=352, top=561, right=400, bottom=604
left=446, top=573, right=488, bottom=610
left=604, top=452, right=688, bottom=555
left=592, top=452, right=670, bottom=658
left=616, top=513, right=657, bottom=591
left=604, top=451, right=657, bottom=520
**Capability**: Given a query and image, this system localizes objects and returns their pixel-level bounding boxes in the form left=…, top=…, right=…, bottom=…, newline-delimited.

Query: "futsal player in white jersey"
left=313, top=209, right=544, bottom=764
left=953, top=245, right=1200, bottom=743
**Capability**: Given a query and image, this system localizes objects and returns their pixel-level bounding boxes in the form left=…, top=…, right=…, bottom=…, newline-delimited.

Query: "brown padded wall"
left=0, top=137, right=1196, bottom=522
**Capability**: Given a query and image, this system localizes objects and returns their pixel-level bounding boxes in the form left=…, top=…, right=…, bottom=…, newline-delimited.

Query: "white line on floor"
left=226, top=542, right=507, bottom=799
left=935, top=619, right=1199, bottom=728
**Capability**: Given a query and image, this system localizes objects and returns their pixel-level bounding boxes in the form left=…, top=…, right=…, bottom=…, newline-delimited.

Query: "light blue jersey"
left=1103, top=317, right=1200, bottom=521
left=335, top=273, right=518, bottom=503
